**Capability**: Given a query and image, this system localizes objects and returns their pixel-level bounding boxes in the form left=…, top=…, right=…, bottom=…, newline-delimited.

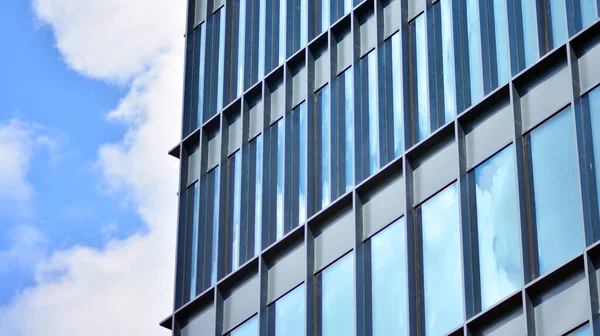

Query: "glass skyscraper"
left=161, top=0, right=600, bottom=335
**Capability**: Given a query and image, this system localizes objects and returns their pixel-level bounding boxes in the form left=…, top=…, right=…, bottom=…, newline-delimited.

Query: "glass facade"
left=168, top=1, right=600, bottom=335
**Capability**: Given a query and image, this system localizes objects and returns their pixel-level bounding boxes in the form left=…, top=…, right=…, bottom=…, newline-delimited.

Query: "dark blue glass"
left=211, top=167, right=221, bottom=285
left=321, top=253, right=355, bottom=336
left=275, top=284, right=306, bottom=336
left=254, top=135, right=263, bottom=256
left=231, top=316, right=258, bottom=336
left=440, top=0, right=457, bottom=122
left=343, top=70, right=354, bottom=191
left=371, top=218, right=408, bottom=335
left=367, top=51, right=380, bottom=175
left=237, top=0, right=246, bottom=96
left=216, top=9, right=226, bottom=113
left=197, top=23, right=207, bottom=127
left=530, top=108, right=583, bottom=275
left=190, top=182, right=200, bottom=300
left=390, top=33, right=404, bottom=157
left=231, top=152, right=242, bottom=270
left=276, top=120, right=285, bottom=239
left=422, top=184, right=463, bottom=335
left=588, top=88, right=600, bottom=228
left=299, top=103, right=307, bottom=224
left=474, top=146, right=522, bottom=310
left=319, top=86, right=331, bottom=208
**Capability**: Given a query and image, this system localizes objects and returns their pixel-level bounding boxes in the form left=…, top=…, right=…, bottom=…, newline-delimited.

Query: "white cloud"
left=0, top=0, right=186, bottom=335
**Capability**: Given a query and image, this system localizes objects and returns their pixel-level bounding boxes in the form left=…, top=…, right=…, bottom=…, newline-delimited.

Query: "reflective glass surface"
left=521, top=0, right=539, bottom=68
left=466, top=0, right=483, bottom=103
left=231, top=152, right=242, bottom=270
left=254, top=135, right=263, bottom=256
left=299, top=103, right=307, bottom=224
left=190, top=182, right=200, bottom=299
left=548, top=0, right=567, bottom=48
left=344, top=70, right=354, bottom=191
left=421, top=183, right=463, bottom=335
left=580, top=1, right=596, bottom=30
left=275, top=284, right=306, bottom=336
left=371, top=218, right=408, bottom=336
left=216, top=9, right=226, bottom=114
left=390, top=33, right=404, bottom=157
left=493, top=0, right=510, bottom=86
left=197, top=23, right=207, bottom=127
left=276, top=120, right=285, bottom=239
left=530, top=108, right=583, bottom=275
left=231, top=316, right=258, bottom=336
left=320, top=86, right=331, bottom=208
left=211, top=167, right=221, bottom=285
left=440, top=0, right=456, bottom=122
left=322, top=0, right=330, bottom=34
left=367, top=51, right=380, bottom=175
left=258, top=0, right=266, bottom=78
left=279, top=0, right=286, bottom=64
left=570, top=324, right=591, bottom=335
left=589, top=88, right=600, bottom=225
left=474, top=146, right=522, bottom=310
left=320, top=253, right=355, bottom=336
left=237, top=0, right=246, bottom=96
left=414, top=15, right=430, bottom=141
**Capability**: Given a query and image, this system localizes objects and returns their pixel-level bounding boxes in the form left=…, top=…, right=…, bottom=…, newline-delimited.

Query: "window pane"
left=258, top=0, right=266, bottom=78
left=237, top=0, right=246, bottom=96
left=440, top=0, right=457, bottom=122
left=254, top=135, right=263, bottom=256
left=230, top=316, right=258, bottom=336
left=421, top=183, right=463, bottom=335
left=190, top=182, right=200, bottom=300
left=197, top=23, right=207, bottom=127
left=367, top=51, right=380, bottom=175
left=371, top=218, right=408, bottom=336
left=521, top=0, right=539, bottom=68
left=276, top=120, right=285, bottom=239
left=211, top=167, right=221, bottom=285
left=216, top=9, right=226, bottom=114
left=275, top=284, right=306, bottom=336
left=529, top=108, right=583, bottom=275
left=319, top=86, right=331, bottom=208
left=299, top=103, right=307, bottom=224
left=413, top=15, right=430, bottom=141
left=589, top=88, right=600, bottom=232
left=474, top=146, right=522, bottom=310
left=344, top=70, right=354, bottom=191
left=390, top=33, right=404, bottom=157
left=466, top=0, right=483, bottom=104
left=320, top=253, right=355, bottom=336
left=580, top=0, right=597, bottom=30
left=493, top=0, right=510, bottom=86
left=548, top=0, right=567, bottom=48
left=231, top=152, right=242, bottom=270
left=569, top=324, right=591, bottom=336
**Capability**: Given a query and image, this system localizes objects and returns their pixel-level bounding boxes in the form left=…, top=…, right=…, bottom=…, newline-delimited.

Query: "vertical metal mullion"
left=567, top=41, right=600, bottom=333
left=305, top=222, right=316, bottom=336
left=479, top=0, right=494, bottom=94
left=509, top=81, right=536, bottom=335
left=405, top=157, right=422, bottom=336
left=175, top=144, right=190, bottom=310
left=283, top=65, right=291, bottom=235
left=258, top=256, right=269, bottom=336
left=426, top=2, right=442, bottom=131
left=215, top=287, right=224, bottom=336
left=353, top=190, right=365, bottom=336
left=216, top=114, right=228, bottom=282
left=352, top=10, right=365, bottom=185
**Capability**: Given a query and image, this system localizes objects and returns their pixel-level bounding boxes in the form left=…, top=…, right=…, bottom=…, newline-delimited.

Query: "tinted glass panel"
left=467, top=0, right=483, bottom=104
left=493, top=0, right=510, bottom=86
left=197, top=23, right=207, bottom=127
left=521, top=0, right=539, bottom=68
left=474, top=146, right=522, bottom=310
left=580, top=1, right=596, bottom=30
left=319, top=86, right=331, bottom=208
left=320, top=253, right=355, bottom=336
left=276, top=120, right=285, bottom=239
left=258, top=0, right=266, bottom=78
left=421, top=183, right=463, bottom=335
left=548, top=0, right=567, bottom=48
left=588, top=88, right=600, bottom=223
left=413, top=15, right=430, bottom=141
left=275, top=284, right=306, bottom=336
left=343, top=69, right=355, bottom=191
left=254, top=136, right=263, bottom=255
left=230, top=316, right=258, bottom=336
left=299, top=103, right=307, bottom=224
left=216, top=9, right=226, bottom=113
left=440, top=0, right=457, bottom=121
left=238, top=0, right=246, bottom=96
left=371, top=218, right=408, bottom=335
left=211, top=167, right=221, bottom=285
left=231, top=152, right=242, bottom=270
left=529, top=108, right=583, bottom=275
left=367, top=51, right=380, bottom=175
left=570, top=324, right=591, bottom=335
left=390, top=33, right=404, bottom=157
left=190, top=182, right=200, bottom=299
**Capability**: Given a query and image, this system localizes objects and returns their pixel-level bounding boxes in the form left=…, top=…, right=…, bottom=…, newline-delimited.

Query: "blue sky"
left=0, top=0, right=145, bottom=304
left=0, top=1, right=184, bottom=334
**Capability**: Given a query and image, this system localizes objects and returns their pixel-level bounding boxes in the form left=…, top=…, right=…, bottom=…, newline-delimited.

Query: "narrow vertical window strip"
left=254, top=135, right=263, bottom=256
left=415, top=15, right=430, bottom=141
left=521, top=0, right=539, bottom=68
left=466, top=0, right=483, bottom=104
left=211, top=167, right=221, bottom=285
left=279, top=0, right=287, bottom=64
left=300, top=0, right=308, bottom=46
left=276, top=121, right=285, bottom=239
left=344, top=70, right=354, bottom=191
left=237, top=0, right=247, bottom=96
left=580, top=0, right=597, bottom=30
left=322, top=0, right=330, bottom=34
left=391, top=33, right=403, bottom=158
left=216, top=9, right=226, bottom=114
left=549, top=0, right=567, bottom=48
left=321, top=86, right=332, bottom=208
left=299, top=103, right=307, bottom=224
left=440, top=0, right=456, bottom=123
left=367, top=52, right=380, bottom=175
left=198, top=24, right=207, bottom=127
left=189, top=182, right=200, bottom=300
left=231, top=152, right=242, bottom=270
left=258, top=0, right=266, bottom=78
left=493, top=0, right=510, bottom=86
left=344, top=0, right=352, bottom=15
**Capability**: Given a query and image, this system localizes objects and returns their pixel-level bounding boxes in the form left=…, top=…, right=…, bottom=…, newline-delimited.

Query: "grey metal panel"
left=187, top=149, right=200, bottom=186
left=362, top=174, right=405, bottom=240
left=533, top=273, right=589, bottom=336
left=228, top=116, right=242, bottom=156
left=476, top=309, right=525, bottom=336
left=207, top=133, right=221, bottom=171
left=408, top=0, right=425, bottom=21
left=223, top=274, right=259, bottom=333
left=465, top=102, right=513, bottom=171
left=213, top=0, right=225, bottom=13
left=292, top=66, right=307, bottom=107
left=360, top=14, right=376, bottom=57
left=194, top=0, right=207, bottom=27
left=248, top=100, right=264, bottom=140
left=383, top=0, right=400, bottom=40
left=521, top=65, right=571, bottom=133
left=267, top=243, right=306, bottom=304
left=270, top=82, right=285, bottom=124
left=413, top=141, right=458, bottom=205
left=579, top=41, right=600, bottom=94
left=314, top=209, right=354, bottom=273
left=337, top=31, right=353, bottom=75
left=181, top=306, right=215, bottom=336
left=315, top=50, right=330, bottom=91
